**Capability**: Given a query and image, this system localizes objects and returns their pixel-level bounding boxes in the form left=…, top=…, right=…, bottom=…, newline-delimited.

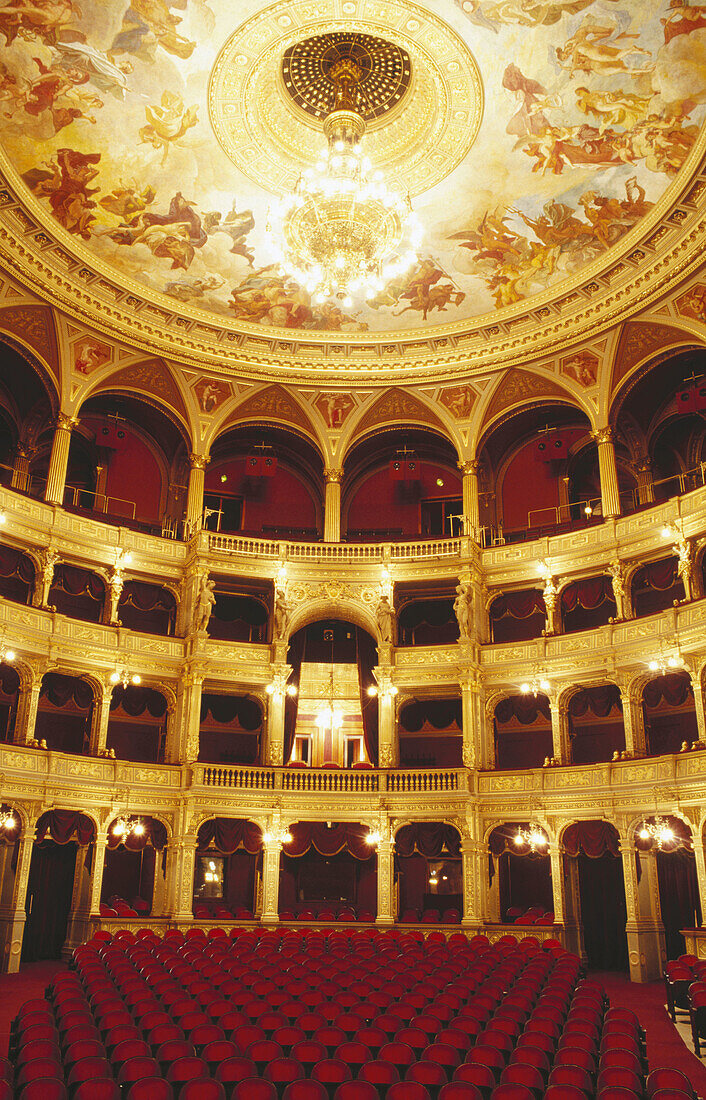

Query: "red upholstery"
left=126, top=1081, right=175, bottom=1100
left=73, top=1082, right=120, bottom=1100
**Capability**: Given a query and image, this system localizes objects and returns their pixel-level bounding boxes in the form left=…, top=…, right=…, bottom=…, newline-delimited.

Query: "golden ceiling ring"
left=208, top=0, right=483, bottom=199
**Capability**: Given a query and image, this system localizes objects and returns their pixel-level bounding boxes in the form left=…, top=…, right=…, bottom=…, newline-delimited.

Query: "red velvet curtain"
left=561, top=576, right=613, bottom=613
left=213, top=593, right=268, bottom=625
left=395, top=822, right=461, bottom=857
left=636, top=557, right=679, bottom=591
left=643, top=673, right=693, bottom=709
left=563, top=820, right=620, bottom=858
left=0, top=544, right=34, bottom=583
left=200, top=694, right=262, bottom=730
left=197, top=818, right=263, bottom=854
left=40, top=673, right=93, bottom=711
left=286, top=822, right=374, bottom=860
left=399, top=699, right=461, bottom=733
left=120, top=581, right=176, bottom=613
left=107, top=816, right=167, bottom=851
left=110, top=684, right=167, bottom=718
left=356, top=627, right=378, bottom=766
left=569, top=685, right=622, bottom=718
left=495, top=695, right=551, bottom=724
left=657, top=848, right=702, bottom=958
left=35, top=810, right=95, bottom=846
left=51, top=564, right=104, bottom=600
left=490, top=590, right=545, bottom=620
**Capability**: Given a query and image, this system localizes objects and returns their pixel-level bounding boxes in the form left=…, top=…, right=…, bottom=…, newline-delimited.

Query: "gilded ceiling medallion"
left=209, top=0, right=483, bottom=198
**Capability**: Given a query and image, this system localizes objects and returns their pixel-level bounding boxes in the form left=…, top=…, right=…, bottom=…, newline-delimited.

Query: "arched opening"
left=279, top=822, right=377, bottom=921
left=0, top=341, right=56, bottom=496
left=36, top=673, right=94, bottom=755
left=488, top=824, right=553, bottom=925
left=642, top=672, right=697, bottom=757
left=23, top=810, right=95, bottom=962
left=0, top=664, right=19, bottom=743
left=569, top=684, right=625, bottom=765
left=206, top=425, right=324, bottom=540
left=0, top=544, right=34, bottom=605
left=489, top=589, right=545, bottom=643
left=285, top=619, right=378, bottom=768
left=563, top=821, right=628, bottom=971
left=118, top=580, right=176, bottom=636
left=397, top=698, right=462, bottom=768
left=632, top=557, right=684, bottom=618
left=72, top=392, right=189, bottom=534
left=101, top=815, right=168, bottom=918
left=396, top=581, right=457, bottom=646
left=478, top=403, right=595, bottom=542
left=635, top=815, right=701, bottom=960
left=343, top=427, right=461, bottom=541
left=561, top=575, right=616, bottom=634
left=611, top=348, right=706, bottom=506
left=395, top=822, right=461, bottom=924
left=494, top=694, right=553, bottom=770
left=107, top=684, right=168, bottom=763
left=193, top=818, right=263, bottom=920
left=48, top=563, right=105, bottom=623
left=199, top=693, right=263, bottom=765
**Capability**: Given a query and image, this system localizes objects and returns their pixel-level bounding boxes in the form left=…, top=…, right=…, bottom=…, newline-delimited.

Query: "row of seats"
left=192, top=908, right=460, bottom=923
left=504, top=909, right=555, bottom=927
left=663, top=954, right=706, bottom=1057
left=100, top=897, right=151, bottom=920
left=7, top=927, right=690, bottom=1100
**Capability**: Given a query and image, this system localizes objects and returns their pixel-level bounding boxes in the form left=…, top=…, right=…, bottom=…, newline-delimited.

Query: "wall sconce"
left=263, top=827, right=293, bottom=844
left=111, top=669, right=141, bottom=689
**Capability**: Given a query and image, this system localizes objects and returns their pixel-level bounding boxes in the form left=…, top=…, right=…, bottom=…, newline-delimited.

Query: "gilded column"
left=549, top=697, right=571, bottom=764
left=460, top=678, right=475, bottom=769
left=458, top=460, right=480, bottom=538
left=620, top=690, right=647, bottom=757
left=620, top=828, right=665, bottom=982
left=44, top=413, right=78, bottom=506
left=35, top=549, right=60, bottom=609
left=185, top=453, right=209, bottom=538
left=172, top=837, right=197, bottom=922
left=11, top=443, right=34, bottom=493
left=636, top=459, right=655, bottom=506
left=592, top=426, right=621, bottom=519
left=375, top=669, right=398, bottom=768
left=549, top=844, right=565, bottom=925
left=89, top=678, right=113, bottom=756
left=169, top=670, right=204, bottom=764
left=13, top=662, right=44, bottom=746
left=376, top=834, right=395, bottom=926
left=460, top=839, right=483, bottom=928
left=265, top=666, right=292, bottom=766
left=87, top=831, right=108, bottom=921
left=323, top=467, right=343, bottom=543
left=690, top=676, right=706, bottom=745
left=692, top=833, right=706, bottom=925
left=562, top=855, right=586, bottom=962
left=3, top=828, right=35, bottom=973
left=261, top=837, right=282, bottom=924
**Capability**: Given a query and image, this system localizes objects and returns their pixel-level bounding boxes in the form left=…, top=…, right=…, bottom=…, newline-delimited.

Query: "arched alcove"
left=569, top=684, right=624, bottom=764
left=395, top=822, right=461, bottom=923
left=35, top=673, right=94, bottom=755
left=194, top=818, right=263, bottom=920
left=107, top=684, right=168, bottom=763
left=48, top=564, right=105, bottom=624
left=561, top=575, right=616, bottom=634
left=562, top=821, right=627, bottom=970
left=488, top=824, right=553, bottom=924
left=101, top=815, right=168, bottom=918
left=632, top=557, right=684, bottom=618
left=494, top=695, right=553, bottom=770
left=199, top=693, right=263, bottom=765
left=23, top=811, right=95, bottom=962
left=489, top=589, right=545, bottom=643
left=0, top=341, right=56, bottom=495
left=642, top=673, right=697, bottom=757
left=343, top=427, right=461, bottom=541
left=279, top=822, right=377, bottom=921
left=635, top=815, right=701, bottom=959
left=398, top=698, right=462, bottom=768
left=0, top=544, right=34, bottom=606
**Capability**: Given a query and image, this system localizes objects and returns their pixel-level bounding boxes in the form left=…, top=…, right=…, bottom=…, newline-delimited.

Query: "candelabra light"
left=0, top=641, right=15, bottom=664
left=637, top=816, right=675, bottom=849
left=111, top=815, right=145, bottom=839
left=520, top=676, right=550, bottom=696
left=316, top=667, right=343, bottom=731
left=266, top=681, right=297, bottom=697
left=648, top=653, right=683, bottom=673
left=514, top=824, right=549, bottom=853
left=0, top=809, right=16, bottom=830
left=110, top=669, right=141, bottom=689
left=263, top=827, right=293, bottom=844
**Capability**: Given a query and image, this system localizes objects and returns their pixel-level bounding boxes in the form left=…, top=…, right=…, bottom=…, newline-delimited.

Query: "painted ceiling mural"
left=0, top=0, right=703, bottom=334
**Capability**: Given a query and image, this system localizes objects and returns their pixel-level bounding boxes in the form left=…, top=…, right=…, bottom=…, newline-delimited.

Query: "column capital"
left=56, top=412, right=79, bottom=432
left=189, top=452, right=210, bottom=471
left=591, top=426, right=613, bottom=446
left=458, top=459, right=479, bottom=476
left=324, top=467, right=343, bottom=484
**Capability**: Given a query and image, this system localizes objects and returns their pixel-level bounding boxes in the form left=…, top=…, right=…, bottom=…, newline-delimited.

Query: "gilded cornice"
left=0, top=139, right=704, bottom=385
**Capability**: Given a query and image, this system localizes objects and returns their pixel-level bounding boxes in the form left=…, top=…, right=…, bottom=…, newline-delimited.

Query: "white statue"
left=376, top=594, right=396, bottom=644
left=195, top=575, right=216, bottom=632
left=453, top=582, right=472, bottom=640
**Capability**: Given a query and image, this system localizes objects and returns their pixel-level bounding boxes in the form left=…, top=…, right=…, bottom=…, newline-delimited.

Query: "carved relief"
left=194, top=377, right=232, bottom=413
left=314, top=393, right=355, bottom=429
left=354, top=388, right=445, bottom=436
left=96, top=360, right=188, bottom=421
left=481, top=370, right=573, bottom=431
left=612, top=321, right=694, bottom=390
left=560, top=350, right=599, bottom=387
left=73, top=338, right=111, bottom=376
left=0, top=304, right=59, bottom=380
left=439, top=385, right=477, bottom=420
left=676, top=284, right=706, bottom=324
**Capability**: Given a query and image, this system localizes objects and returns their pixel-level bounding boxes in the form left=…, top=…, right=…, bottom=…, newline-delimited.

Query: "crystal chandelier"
left=110, top=669, right=141, bottom=689
left=111, top=815, right=145, bottom=840
left=0, top=640, right=15, bottom=664
left=0, top=808, right=16, bottom=831
left=637, top=816, right=675, bottom=849
left=520, top=676, right=550, bottom=696
left=268, top=57, right=421, bottom=306
left=316, top=668, right=343, bottom=731
left=514, top=824, right=549, bottom=853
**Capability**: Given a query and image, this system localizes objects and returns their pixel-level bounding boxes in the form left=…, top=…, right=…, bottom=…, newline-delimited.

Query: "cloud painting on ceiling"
left=0, top=0, right=703, bottom=334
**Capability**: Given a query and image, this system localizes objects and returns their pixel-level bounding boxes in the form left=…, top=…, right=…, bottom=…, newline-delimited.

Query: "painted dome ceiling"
left=0, top=0, right=704, bottom=337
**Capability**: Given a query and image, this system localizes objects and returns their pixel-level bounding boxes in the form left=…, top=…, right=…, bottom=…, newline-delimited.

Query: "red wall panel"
left=83, top=418, right=163, bottom=522
left=206, top=459, right=318, bottom=535
left=501, top=429, right=587, bottom=531
left=347, top=462, right=460, bottom=537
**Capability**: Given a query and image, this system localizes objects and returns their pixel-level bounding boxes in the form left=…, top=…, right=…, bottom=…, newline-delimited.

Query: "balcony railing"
left=195, top=763, right=463, bottom=794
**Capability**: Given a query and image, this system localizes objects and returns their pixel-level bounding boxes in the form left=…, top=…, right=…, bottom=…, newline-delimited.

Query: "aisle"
left=0, top=961, right=65, bottom=1056
left=595, top=970, right=706, bottom=1093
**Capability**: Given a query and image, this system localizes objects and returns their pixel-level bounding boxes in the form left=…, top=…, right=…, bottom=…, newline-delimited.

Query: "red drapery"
left=570, top=684, right=622, bottom=718
left=490, top=590, right=545, bottom=620
left=657, top=848, right=702, bottom=958
left=120, top=581, right=176, bottom=614
left=563, top=820, right=620, bottom=858
left=0, top=664, right=19, bottom=697
left=561, top=576, right=613, bottom=613
left=213, top=593, right=268, bottom=626
left=643, top=672, right=693, bottom=709
left=356, top=626, right=378, bottom=766
left=51, top=564, right=104, bottom=601
left=286, top=822, right=374, bottom=861
left=110, top=684, right=167, bottom=718
left=634, top=814, right=692, bottom=851
left=200, top=694, right=262, bottom=730
left=35, top=810, right=95, bottom=846
left=495, top=695, right=551, bottom=725
left=107, top=816, right=167, bottom=851
left=0, top=544, right=34, bottom=584
left=284, top=628, right=306, bottom=764
left=395, top=822, right=461, bottom=857
left=39, top=673, right=93, bottom=711
left=196, top=818, right=263, bottom=854
left=488, top=823, right=548, bottom=857
left=399, top=699, right=461, bottom=733
left=636, top=557, right=679, bottom=591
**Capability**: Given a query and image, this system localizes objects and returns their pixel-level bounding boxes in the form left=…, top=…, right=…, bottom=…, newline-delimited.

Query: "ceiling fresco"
left=0, top=0, right=703, bottom=336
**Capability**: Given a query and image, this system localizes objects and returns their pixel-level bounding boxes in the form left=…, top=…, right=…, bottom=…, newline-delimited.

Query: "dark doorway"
left=577, top=852, right=629, bottom=971
left=23, top=841, right=78, bottom=961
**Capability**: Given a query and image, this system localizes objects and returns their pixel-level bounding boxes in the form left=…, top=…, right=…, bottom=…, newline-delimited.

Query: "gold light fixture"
left=316, top=667, right=343, bottom=731
left=110, top=669, right=141, bottom=689
left=520, top=676, right=550, bottom=696
left=0, top=809, right=16, bottom=831
left=648, top=652, right=683, bottom=673
left=268, top=42, right=421, bottom=306
left=514, top=824, right=549, bottom=853
left=111, top=815, right=145, bottom=840
left=0, top=640, right=16, bottom=664
left=637, top=816, right=675, bottom=849
left=263, top=827, right=293, bottom=844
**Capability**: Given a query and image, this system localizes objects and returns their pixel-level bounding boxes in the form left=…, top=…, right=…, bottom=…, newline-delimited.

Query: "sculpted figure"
left=273, top=588, right=289, bottom=639
left=38, top=549, right=60, bottom=607
left=608, top=558, right=627, bottom=619
left=543, top=574, right=559, bottom=635
left=195, top=575, right=216, bottom=632
left=676, top=536, right=695, bottom=601
left=454, top=582, right=472, bottom=640
left=376, top=594, right=396, bottom=644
